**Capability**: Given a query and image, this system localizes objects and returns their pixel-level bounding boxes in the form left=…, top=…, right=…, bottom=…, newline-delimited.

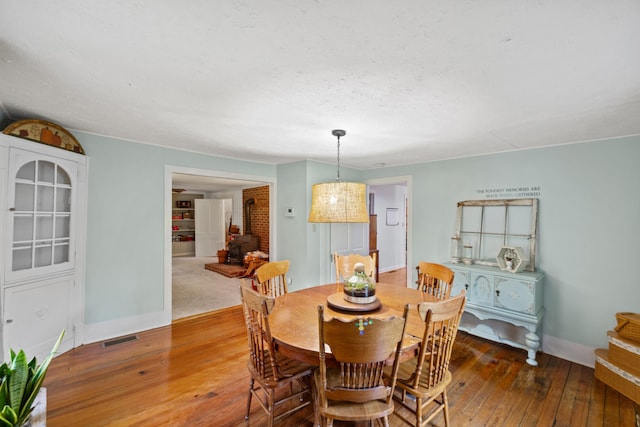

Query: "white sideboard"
left=446, top=262, right=544, bottom=365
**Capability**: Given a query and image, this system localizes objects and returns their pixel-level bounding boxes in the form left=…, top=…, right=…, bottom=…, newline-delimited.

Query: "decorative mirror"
left=451, top=198, right=538, bottom=272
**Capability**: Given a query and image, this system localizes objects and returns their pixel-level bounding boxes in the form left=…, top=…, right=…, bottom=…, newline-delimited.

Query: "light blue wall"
left=276, top=161, right=310, bottom=289
left=77, top=132, right=276, bottom=323
left=68, top=128, right=638, bottom=353
left=364, top=136, right=640, bottom=349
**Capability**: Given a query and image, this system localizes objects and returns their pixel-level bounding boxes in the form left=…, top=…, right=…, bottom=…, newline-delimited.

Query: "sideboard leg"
left=525, top=331, right=540, bottom=366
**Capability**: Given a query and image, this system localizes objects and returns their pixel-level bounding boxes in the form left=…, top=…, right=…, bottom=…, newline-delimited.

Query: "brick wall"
left=243, top=186, right=269, bottom=254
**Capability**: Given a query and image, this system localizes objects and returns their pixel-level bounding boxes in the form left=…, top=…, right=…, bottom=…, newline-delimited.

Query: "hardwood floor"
left=44, top=269, right=638, bottom=426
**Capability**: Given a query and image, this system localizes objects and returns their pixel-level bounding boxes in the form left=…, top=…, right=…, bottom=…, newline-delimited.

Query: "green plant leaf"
left=18, top=331, right=65, bottom=422
left=0, top=380, right=8, bottom=410
left=16, top=406, right=34, bottom=427
left=0, top=331, right=65, bottom=426
left=7, top=351, right=27, bottom=414
left=0, top=405, right=17, bottom=426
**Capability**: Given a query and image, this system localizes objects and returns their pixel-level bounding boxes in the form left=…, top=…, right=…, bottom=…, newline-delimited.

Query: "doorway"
left=366, top=176, right=412, bottom=287
left=165, top=166, right=276, bottom=320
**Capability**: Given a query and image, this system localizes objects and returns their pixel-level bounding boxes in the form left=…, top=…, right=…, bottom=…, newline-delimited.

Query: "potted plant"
left=0, top=331, right=64, bottom=427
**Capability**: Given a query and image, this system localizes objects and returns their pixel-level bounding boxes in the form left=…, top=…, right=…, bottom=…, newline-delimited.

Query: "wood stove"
left=227, top=235, right=260, bottom=264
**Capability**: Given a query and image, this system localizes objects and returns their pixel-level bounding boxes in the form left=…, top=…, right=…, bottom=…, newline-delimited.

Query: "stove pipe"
left=244, top=198, right=255, bottom=234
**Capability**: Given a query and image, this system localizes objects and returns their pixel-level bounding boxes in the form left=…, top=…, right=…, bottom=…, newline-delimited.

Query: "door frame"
left=164, top=165, right=276, bottom=318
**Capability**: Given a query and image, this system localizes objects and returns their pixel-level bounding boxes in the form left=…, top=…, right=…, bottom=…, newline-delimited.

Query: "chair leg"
left=442, top=390, right=450, bottom=427
left=415, top=396, right=423, bottom=427
left=245, top=378, right=254, bottom=419
left=267, top=389, right=275, bottom=427
left=312, top=380, right=321, bottom=427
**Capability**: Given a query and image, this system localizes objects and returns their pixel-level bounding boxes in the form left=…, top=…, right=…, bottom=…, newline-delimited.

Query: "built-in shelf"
left=171, top=193, right=203, bottom=256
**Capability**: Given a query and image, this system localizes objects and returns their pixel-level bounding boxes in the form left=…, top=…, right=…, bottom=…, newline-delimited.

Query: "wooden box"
left=615, top=312, right=640, bottom=343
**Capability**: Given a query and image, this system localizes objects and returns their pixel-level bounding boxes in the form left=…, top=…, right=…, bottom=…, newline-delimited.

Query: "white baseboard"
left=379, top=264, right=405, bottom=273
left=76, top=310, right=171, bottom=347
left=542, top=334, right=596, bottom=368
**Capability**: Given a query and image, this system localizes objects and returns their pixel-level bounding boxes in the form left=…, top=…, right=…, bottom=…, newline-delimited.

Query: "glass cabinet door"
left=6, top=149, right=78, bottom=281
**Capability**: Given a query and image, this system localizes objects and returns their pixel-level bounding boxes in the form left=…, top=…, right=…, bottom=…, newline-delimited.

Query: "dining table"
left=269, top=282, right=439, bottom=366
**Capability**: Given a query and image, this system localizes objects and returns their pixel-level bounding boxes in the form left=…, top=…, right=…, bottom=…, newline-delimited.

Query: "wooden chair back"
left=316, top=304, right=408, bottom=420
left=255, top=260, right=289, bottom=297
left=409, top=292, right=466, bottom=389
left=239, top=285, right=280, bottom=380
left=390, top=292, right=465, bottom=426
left=334, top=252, right=377, bottom=283
left=416, top=261, right=455, bottom=300
left=239, top=285, right=313, bottom=425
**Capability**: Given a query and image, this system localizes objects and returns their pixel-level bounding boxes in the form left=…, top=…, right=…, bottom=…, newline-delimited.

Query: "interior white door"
left=194, top=199, right=226, bottom=257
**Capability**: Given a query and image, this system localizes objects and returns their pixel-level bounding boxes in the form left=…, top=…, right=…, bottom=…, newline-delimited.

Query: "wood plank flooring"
left=44, top=269, right=639, bottom=426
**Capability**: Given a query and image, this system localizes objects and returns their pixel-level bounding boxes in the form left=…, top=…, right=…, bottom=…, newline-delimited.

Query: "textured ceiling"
left=1, top=1, right=639, bottom=169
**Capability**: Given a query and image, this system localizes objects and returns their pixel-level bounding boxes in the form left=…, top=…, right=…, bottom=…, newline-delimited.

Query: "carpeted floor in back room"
left=172, top=256, right=243, bottom=320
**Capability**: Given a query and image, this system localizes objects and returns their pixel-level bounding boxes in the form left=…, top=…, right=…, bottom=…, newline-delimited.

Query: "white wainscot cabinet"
left=447, top=263, right=544, bottom=365
left=0, top=133, right=87, bottom=362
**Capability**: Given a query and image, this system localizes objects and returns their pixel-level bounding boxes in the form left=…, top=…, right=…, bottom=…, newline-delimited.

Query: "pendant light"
left=308, top=130, right=369, bottom=223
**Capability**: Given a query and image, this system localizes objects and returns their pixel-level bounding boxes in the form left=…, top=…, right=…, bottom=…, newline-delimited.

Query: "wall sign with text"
left=476, top=186, right=541, bottom=199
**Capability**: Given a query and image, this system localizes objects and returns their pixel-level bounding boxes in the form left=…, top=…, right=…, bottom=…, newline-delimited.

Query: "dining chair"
left=334, top=252, right=377, bottom=283
left=255, top=260, right=290, bottom=297
left=239, top=285, right=313, bottom=427
left=387, top=292, right=466, bottom=427
left=314, top=304, right=409, bottom=427
left=415, top=261, right=455, bottom=300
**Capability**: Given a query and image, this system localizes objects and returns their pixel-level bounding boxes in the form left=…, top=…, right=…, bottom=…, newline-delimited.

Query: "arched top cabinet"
left=0, top=132, right=88, bottom=362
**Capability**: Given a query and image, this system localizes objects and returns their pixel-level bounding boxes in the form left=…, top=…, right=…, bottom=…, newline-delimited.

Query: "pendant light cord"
left=331, top=129, right=346, bottom=182
left=336, top=134, right=341, bottom=182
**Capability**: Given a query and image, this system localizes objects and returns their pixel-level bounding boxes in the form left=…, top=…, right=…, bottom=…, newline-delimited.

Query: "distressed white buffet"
left=447, top=262, right=544, bottom=365
left=447, top=197, right=543, bottom=365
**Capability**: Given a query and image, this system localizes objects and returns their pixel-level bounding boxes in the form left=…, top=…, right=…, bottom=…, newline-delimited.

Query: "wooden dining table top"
left=269, top=282, right=438, bottom=365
